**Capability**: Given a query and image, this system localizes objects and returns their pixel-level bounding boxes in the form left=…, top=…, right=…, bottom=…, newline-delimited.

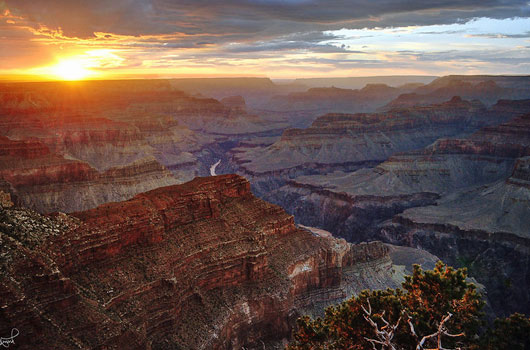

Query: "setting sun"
left=50, top=59, right=94, bottom=80
left=23, top=50, right=125, bottom=81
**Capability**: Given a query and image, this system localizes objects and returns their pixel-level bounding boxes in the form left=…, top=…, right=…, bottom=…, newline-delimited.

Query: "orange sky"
left=0, top=1, right=528, bottom=81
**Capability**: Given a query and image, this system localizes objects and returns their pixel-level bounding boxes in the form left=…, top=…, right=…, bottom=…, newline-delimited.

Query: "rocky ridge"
left=267, top=83, right=417, bottom=114
left=0, top=80, right=289, bottom=213
left=382, top=75, right=530, bottom=110
left=264, top=113, right=530, bottom=316
left=0, top=175, right=420, bottom=349
left=233, top=97, right=488, bottom=176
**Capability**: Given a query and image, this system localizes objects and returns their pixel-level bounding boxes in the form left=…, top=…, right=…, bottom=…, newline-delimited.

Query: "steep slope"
left=0, top=175, right=410, bottom=350
left=382, top=76, right=530, bottom=110
left=0, top=80, right=289, bottom=213
left=233, top=97, right=488, bottom=181
left=266, top=113, right=530, bottom=316
left=0, top=136, right=178, bottom=213
left=382, top=157, right=530, bottom=315
left=269, top=112, right=530, bottom=239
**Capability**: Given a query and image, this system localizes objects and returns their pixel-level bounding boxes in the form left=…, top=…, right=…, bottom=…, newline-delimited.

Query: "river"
left=210, top=159, right=221, bottom=176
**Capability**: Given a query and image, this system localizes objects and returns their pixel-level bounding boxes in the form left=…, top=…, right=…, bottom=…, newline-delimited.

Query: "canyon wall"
left=0, top=175, right=412, bottom=350
left=0, top=80, right=288, bottom=213
left=261, top=113, right=530, bottom=316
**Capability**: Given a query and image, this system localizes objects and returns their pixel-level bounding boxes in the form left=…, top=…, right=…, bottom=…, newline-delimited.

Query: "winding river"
left=210, top=159, right=221, bottom=176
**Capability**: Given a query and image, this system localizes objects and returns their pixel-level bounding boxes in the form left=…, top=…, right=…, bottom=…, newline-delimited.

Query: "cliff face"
left=262, top=113, right=530, bottom=316
left=0, top=136, right=178, bottom=213
left=381, top=76, right=530, bottom=110
left=0, top=175, right=403, bottom=350
left=0, top=80, right=289, bottom=213
left=234, top=97, right=488, bottom=175
left=380, top=165, right=530, bottom=315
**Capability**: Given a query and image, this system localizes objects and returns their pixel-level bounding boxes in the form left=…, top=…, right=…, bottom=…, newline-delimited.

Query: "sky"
left=0, top=0, right=529, bottom=79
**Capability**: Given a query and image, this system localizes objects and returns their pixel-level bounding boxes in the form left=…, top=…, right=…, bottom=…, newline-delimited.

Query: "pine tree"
left=287, top=262, right=484, bottom=350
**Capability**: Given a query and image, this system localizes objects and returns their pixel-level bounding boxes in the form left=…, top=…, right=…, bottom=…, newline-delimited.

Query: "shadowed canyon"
left=1, top=76, right=530, bottom=349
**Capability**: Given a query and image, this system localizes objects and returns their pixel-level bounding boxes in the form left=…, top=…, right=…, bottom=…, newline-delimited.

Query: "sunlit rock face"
left=0, top=80, right=288, bottom=213
left=0, top=175, right=414, bottom=350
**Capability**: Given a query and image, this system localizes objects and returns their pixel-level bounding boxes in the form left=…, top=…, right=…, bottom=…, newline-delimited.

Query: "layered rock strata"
left=0, top=136, right=178, bottom=213
left=0, top=80, right=289, bottom=213
left=265, top=114, right=530, bottom=316
left=0, top=175, right=408, bottom=349
left=234, top=97, right=487, bottom=176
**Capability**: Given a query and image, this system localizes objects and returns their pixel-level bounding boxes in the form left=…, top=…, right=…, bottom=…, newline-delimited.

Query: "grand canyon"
left=1, top=0, right=529, bottom=349
left=1, top=75, right=529, bottom=348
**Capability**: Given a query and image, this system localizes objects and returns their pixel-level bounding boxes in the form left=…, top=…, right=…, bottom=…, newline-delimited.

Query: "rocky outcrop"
left=0, top=80, right=293, bottom=213
left=0, top=175, right=407, bottom=350
left=221, top=95, right=247, bottom=110
left=262, top=114, right=530, bottom=316
left=0, top=136, right=179, bottom=213
left=0, top=191, right=13, bottom=208
left=234, top=97, right=487, bottom=176
left=380, top=160, right=530, bottom=315
left=262, top=176, right=440, bottom=243
left=381, top=76, right=530, bottom=110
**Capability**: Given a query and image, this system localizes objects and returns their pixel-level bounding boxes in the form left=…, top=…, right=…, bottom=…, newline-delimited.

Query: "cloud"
left=1, top=0, right=529, bottom=76
left=4, top=0, right=529, bottom=41
left=466, top=32, right=530, bottom=38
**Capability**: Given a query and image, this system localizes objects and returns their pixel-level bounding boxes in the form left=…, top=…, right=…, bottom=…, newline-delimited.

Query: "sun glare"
left=30, top=50, right=125, bottom=81
left=50, top=59, right=94, bottom=81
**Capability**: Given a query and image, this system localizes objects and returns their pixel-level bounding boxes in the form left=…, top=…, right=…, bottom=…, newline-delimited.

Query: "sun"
left=29, top=50, right=125, bottom=81
left=50, top=59, right=94, bottom=81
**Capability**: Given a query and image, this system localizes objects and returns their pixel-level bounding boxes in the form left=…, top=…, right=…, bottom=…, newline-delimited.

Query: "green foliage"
left=401, top=262, right=484, bottom=347
left=289, top=289, right=406, bottom=350
left=287, top=262, right=485, bottom=350
left=481, top=313, right=530, bottom=350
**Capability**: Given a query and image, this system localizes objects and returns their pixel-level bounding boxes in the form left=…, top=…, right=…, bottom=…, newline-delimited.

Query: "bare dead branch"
left=415, top=312, right=465, bottom=350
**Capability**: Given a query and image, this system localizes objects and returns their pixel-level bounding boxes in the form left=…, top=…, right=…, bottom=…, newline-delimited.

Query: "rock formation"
left=381, top=75, right=530, bottom=110
left=292, top=76, right=436, bottom=90
left=0, top=136, right=178, bottom=213
left=233, top=97, right=488, bottom=177
left=0, top=175, right=424, bottom=349
left=258, top=83, right=431, bottom=130
left=170, top=77, right=306, bottom=108
left=262, top=113, right=530, bottom=316
left=0, top=80, right=288, bottom=213
left=267, top=83, right=418, bottom=114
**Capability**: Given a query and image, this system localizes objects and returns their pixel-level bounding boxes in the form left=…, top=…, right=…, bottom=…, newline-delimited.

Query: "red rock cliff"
left=0, top=175, right=393, bottom=350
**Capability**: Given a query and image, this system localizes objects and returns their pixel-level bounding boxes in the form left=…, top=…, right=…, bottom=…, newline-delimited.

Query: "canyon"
left=1, top=76, right=530, bottom=347
left=256, top=109, right=530, bottom=316
left=0, top=80, right=289, bottom=213
left=0, top=175, right=435, bottom=349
